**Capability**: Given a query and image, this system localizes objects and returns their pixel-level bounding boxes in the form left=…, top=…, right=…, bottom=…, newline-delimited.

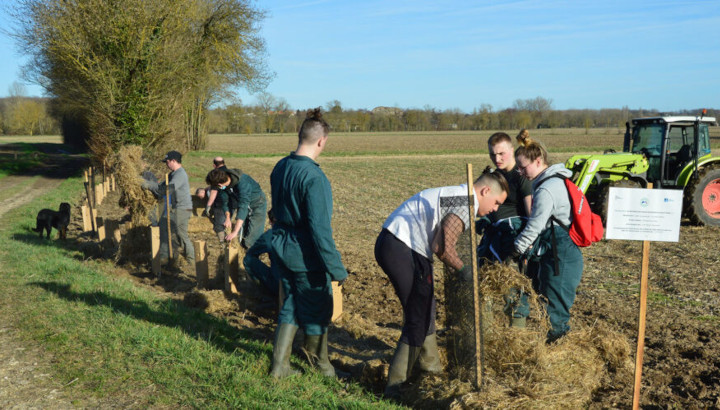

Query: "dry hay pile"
left=428, top=262, right=633, bottom=408
left=108, top=145, right=157, bottom=227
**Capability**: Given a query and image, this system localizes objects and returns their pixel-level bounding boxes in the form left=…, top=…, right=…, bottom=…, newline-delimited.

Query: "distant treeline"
left=207, top=97, right=719, bottom=134
left=1, top=95, right=717, bottom=137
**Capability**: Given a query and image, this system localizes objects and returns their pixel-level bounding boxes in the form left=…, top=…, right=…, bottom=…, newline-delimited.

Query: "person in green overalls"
left=268, top=108, right=348, bottom=378
left=512, top=129, right=584, bottom=343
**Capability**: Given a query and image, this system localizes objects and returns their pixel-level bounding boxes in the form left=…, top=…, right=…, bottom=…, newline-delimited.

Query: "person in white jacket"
left=512, top=129, right=584, bottom=343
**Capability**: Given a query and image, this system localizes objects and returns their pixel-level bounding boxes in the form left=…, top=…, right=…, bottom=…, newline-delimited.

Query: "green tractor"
left=565, top=111, right=720, bottom=226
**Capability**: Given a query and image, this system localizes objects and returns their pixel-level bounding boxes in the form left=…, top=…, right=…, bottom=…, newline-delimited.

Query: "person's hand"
left=223, top=218, right=232, bottom=229
left=203, top=206, right=211, bottom=217
left=225, top=232, right=238, bottom=242
left=459, top=265, right=473, bottom=282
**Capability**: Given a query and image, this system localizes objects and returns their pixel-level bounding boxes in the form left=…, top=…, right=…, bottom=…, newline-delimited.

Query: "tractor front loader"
left=565, top=111, right=720, bottom=226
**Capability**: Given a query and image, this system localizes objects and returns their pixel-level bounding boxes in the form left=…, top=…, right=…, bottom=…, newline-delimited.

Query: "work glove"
left=203, top=205, right=211, bottom=218
left=458, top=265, right=473, bottom=282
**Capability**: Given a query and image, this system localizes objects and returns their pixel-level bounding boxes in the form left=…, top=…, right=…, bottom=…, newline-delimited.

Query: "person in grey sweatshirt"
left=143, top=150, right=195, bottom=270
left=511, top=130, right=584, bottom=343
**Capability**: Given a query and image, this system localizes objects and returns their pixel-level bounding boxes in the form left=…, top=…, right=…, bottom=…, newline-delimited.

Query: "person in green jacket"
left=268, top=108, right=348, bottom=379
left=206, top=168, right=267, bottom=249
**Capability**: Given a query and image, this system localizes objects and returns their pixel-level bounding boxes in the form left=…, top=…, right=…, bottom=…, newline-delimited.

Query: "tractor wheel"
left=598, top=179, right=641, bottom=225
left=685, top=165, right=720, bottom=226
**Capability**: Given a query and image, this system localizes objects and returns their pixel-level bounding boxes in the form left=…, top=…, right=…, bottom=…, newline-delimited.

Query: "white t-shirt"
left=383, top=184, right=478, bottom=259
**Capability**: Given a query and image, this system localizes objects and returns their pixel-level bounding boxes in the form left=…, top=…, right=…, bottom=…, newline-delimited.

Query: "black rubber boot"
left=270, top=323, right=299, bottom=378
left=418, top=333, right=442, bottom=373
left=384, top=342, right=421, bottom=399
left=304, top=333, right=336, bottom=377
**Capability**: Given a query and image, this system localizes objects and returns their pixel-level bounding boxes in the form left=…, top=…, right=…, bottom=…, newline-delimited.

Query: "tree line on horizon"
left=1, top=93, right=717, bottom=138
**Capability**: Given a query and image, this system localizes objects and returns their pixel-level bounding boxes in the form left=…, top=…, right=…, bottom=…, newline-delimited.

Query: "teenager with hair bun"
left=512, top=129, right=584, bottom=343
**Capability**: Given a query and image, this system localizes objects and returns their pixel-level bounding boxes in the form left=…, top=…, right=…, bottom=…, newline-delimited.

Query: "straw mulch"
left=108, top=145, right=157, bottom=227
left=422, top=262, right=633, bottom=408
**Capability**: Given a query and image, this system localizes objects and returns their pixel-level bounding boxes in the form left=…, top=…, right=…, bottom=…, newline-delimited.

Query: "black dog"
left=33, top=202, right=71, bottom=239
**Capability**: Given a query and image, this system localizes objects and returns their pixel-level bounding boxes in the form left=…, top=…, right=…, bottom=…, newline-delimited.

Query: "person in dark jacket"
left=206, top=168, right=267, bottom=249
left=268, top=108, right=347, bottom=379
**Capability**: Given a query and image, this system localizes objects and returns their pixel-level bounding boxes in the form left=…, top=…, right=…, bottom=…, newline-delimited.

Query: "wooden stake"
left=95, top=183, right=104, bottom=205
left=331, top=282, right=343, bottom=322
left=151, top=226, right=161, bottom=277
left=106, top=219, right=120, bottom=247
left=165, top=173, right=173, bottom=260
left=83, top=182, right=96, bottom=235
left=225, top=245, right=239, bottom=293
left=632, top=184, right=653, bottom=409
left=81, top=205, right=92, bottom=232
left=467, top=163, right=483, bottom=390
left=194, top=240, right=208, bottom=289
left=97, top=217, right=106, bottom=241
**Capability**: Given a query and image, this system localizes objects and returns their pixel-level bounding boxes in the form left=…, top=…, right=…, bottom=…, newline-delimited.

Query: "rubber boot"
left=270, top=323, right=299, bottom=378
left=216, top=231, right=226, bottom=242
left=417, top=333, right=442, bottom=373
left=303, top=333, right=336, bottom=377
left=384, top=342, right=422, bottom=399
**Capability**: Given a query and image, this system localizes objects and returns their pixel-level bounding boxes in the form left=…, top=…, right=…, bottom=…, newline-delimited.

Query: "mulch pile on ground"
left=409, top=262, right=634, bottom=408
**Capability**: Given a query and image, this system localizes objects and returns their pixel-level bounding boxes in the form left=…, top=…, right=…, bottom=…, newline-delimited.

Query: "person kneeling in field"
left=375, top=169, right=508, bottom=398
left=205, top=167, right=267, bottom=249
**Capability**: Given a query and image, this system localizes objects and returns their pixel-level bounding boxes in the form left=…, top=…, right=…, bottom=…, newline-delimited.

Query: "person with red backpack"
left=511, top=129, right=584, bottom=343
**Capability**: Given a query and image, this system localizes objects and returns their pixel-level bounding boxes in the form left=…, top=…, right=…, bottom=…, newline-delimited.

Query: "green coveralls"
left=217, top=170, right=267, bottom=249
left=510, top=225, right=584, bottom=341
left=270, top=153, right=348, bottom=336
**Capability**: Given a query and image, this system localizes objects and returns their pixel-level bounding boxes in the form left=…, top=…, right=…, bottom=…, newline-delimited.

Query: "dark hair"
left=213, top=158, right=225, bottom=167
left=487, top=132, right=512, bottom=146
left=515, top=129, right=548, bottom=165
left=298, top=107, right=330, bottom=144
left=206, top=169, right=230, bottom=186
left=475, top=167, right=509, bottom=194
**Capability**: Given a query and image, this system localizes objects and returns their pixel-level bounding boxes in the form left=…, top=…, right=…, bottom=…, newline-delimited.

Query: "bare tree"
left=12, top=0, right=270, bottom=157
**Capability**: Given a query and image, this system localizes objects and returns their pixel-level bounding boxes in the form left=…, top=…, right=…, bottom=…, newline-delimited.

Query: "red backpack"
left=539, top=175, right=604, bottom=247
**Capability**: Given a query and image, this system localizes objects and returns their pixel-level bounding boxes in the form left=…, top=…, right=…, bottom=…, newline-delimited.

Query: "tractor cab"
left=624, top=115, right=716, bottom=188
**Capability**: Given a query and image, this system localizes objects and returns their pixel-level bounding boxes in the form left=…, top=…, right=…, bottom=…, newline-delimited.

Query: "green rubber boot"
left=270, top=324, right=299, bottom=378
left=303, top=333, right=336, bottom=377
left=384, top=342, right=422, bottom=399
left=418, top=333, right=442, bottom=373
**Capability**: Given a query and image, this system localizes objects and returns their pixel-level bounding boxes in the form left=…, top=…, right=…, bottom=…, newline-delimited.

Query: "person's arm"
left=207, top=189, right=218, bottom=208
left=305, top=176, right=347, bottom=282
left=225, top=217, right=244, bottom=241
left=523, top=195, right=533, bottom=217
left=514, top=188, right=553, bottom=253
left=431, top=213, right=465, bottom=271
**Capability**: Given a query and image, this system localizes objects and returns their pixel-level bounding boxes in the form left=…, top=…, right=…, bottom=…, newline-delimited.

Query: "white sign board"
left=605, top=187, right=683, bottom=242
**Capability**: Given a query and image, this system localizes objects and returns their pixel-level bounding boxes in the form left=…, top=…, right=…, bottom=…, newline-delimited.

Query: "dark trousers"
left=374, top=229, right=435, bottom=347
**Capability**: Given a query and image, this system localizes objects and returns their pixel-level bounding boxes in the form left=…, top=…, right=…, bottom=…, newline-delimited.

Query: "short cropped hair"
left=474, top=167, right=509, bottom=195
left=487, top=132, right=512, bottom=147
left=298, top=108, right=330, bottom=144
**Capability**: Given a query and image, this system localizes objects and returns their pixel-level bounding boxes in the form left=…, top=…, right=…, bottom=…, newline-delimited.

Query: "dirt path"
left=0, top=145, right=87, bottom=408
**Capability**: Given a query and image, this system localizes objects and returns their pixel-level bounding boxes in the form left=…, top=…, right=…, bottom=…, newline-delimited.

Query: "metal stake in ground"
left=466, top=163, right=484, bottom=390
left=165, top=173, right=173, bottom=260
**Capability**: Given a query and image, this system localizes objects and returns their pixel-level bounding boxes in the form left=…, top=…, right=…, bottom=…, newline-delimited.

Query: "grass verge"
left=0, top=176, right=398, bottom=408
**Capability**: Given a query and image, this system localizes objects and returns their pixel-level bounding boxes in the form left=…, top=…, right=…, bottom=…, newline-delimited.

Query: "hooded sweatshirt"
left=514, top=163, right=573, bottom=253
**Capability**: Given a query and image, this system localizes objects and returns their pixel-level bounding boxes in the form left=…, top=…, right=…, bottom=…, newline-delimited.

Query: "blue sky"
left=1, top=0, right=719, bottom=112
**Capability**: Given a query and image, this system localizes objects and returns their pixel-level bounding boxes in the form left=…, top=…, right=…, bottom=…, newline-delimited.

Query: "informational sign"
left=605, top=187, right=683, bottom=242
